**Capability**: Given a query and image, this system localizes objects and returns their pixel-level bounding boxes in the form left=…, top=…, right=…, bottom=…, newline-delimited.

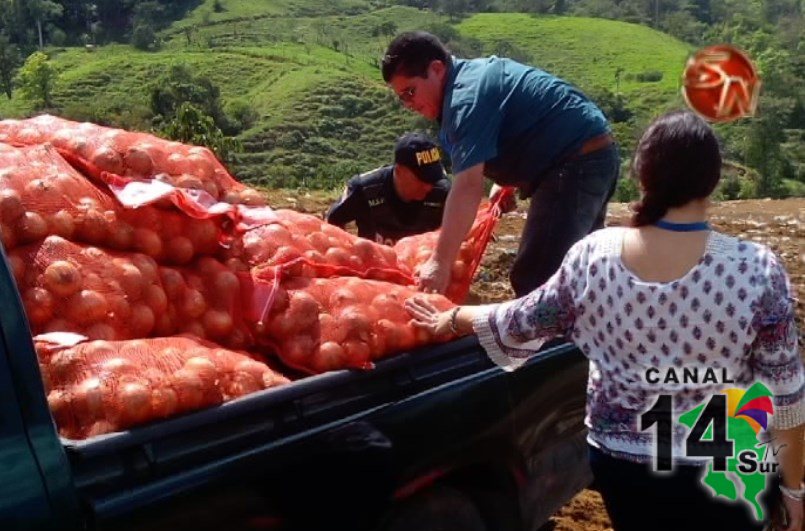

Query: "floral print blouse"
left=473, top=228, right=803, bottom=464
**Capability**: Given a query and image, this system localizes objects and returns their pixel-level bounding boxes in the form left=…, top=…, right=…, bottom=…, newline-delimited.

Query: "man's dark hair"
left=630, top=110, right=722, bottom=226
left=382, top=31, right=450, bottom=82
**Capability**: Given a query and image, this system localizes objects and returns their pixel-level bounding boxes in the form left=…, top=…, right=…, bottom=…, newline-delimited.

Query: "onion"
left=107, top=294, right=132, bottom=321
left=7, top=253, right=25, bottom=284
left=107, top=222, right=134, bottom=250
left=377, top=319, right=416, bottom=352
left=226, top=325, right=251, bottom=350
left=130, top=304, right=155, bottom=336
left=175, top=174, right=204, bottom=191
left=76, top=209, right=108, bottom=244
left=44, top=318, right=73, bottom=334
left=49, top=210, right=76, bottom=239
left=324, top=247, right=352, bottom=267
left=182, top=289, right=207, bottom=319
left=91, top=146, right=124, bottom=174
left=289, top=291, right=320, bottom=329
left=0, top=222, right=16, bottom=250
left=133, top=228, right=163, bottom=258
left=225, top=258, right=248, bottom=272
left=165, top=236, right=194, bottom=264
left=171, top=368, right=205, bottom=411
left=223, top=372, right=261, bottom=398
left=202, top=309, right=233, bottom=338
left=239, top=188, right=265, bottom=206
left=143, top=284, right=168, bottom=315
left=183, top=356, right=218, bottom=387
left=23, top=287, right=54, bottom=326
left=16, top=211, right=48, bottom=242
left=99, top=357, right=135, bottom=375
left=282, top=335, right=315, bottom=367
left=73, top=377, right=106, bottom=422
left=67, top=289, right=109, bottom=325
left=314, top=341, right=346, bottom=372
left=186, top=219, right=219, bottom=252
left=342, top=340, right=371, bottom=367
left=213, top=270, right=240, bottom=300
left=451, top=260, right=468, bottom=281
left=117, top=262, right=144, bottom=300
left=272, top=246, right=302, bottom=264
left=46, top=389, right=71, bottom=426
left=130, top=254, right=158, bottom=283
left=123, top=146, right=154, bottom=175
left=0, top=189, right=24, bottom=222
left=180, top=321, right=206, bottom=339
left=159, top=268, right=186, bottom=300
left=151, top=387, right=179, bottom=418
left=43, top=260, right=83, bottom=297
left=338, top=306, right=373, bottom=342
left=117, top=382, right=152, bottom=425
left=153, top=308, right=175, bottom=336
left=329, top=287, right=359, bottom=308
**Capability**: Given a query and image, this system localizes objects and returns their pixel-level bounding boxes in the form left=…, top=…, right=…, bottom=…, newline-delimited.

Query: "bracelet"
left=448, top=307, right=461, bottom=335
left=779, top=482, right=805, bottom=501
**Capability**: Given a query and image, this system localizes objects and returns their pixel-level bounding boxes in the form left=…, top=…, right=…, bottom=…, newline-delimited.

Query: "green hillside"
left=457, top=14, right=691, bottom=106
left=0, top=1, right=693, bottom=189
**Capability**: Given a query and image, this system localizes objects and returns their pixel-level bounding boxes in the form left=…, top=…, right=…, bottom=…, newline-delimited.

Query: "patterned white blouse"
left=474, top=227, right=803, bottom=464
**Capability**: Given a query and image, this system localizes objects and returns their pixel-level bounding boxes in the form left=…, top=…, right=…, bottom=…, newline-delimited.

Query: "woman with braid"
left=407, top=111, right=803, bottom=531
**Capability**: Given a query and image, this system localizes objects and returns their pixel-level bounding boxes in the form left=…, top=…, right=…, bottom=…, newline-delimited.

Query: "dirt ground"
left=267, top=191, right=804, bottom=530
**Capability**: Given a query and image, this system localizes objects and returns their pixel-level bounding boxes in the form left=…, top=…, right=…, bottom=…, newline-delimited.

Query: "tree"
left=131, top=23, right=157, bottom=50
left=15, top=51, right=56, bottom=108
left=0, top=33, right=21, bottom=99
left=158, top=102, right=241, bottom=162
left=26, top=0, right=63, bottom=49
left=149, top=64, right=236, bottom=134
left=745, top=98, right=792, bottom=198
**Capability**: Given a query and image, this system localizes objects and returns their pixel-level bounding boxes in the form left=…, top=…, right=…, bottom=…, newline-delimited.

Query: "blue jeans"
left=510, top=144, right=620, bottom=297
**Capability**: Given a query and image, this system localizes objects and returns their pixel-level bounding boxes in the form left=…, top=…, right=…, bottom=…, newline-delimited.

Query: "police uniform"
left=326, top=165, right=450, bottom=245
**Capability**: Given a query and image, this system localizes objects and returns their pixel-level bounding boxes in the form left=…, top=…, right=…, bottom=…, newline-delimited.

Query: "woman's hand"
left=780, top=492, right=803, bottom=531
left=405, top=296, right=454, bottom=336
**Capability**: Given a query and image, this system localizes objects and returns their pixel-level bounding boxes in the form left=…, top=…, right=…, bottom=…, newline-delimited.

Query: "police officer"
left=326, top=133, right=451, bottom=245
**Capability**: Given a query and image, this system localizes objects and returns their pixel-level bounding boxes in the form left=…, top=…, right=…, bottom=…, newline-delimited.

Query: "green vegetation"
left=0, top=0, right=801, bottom=197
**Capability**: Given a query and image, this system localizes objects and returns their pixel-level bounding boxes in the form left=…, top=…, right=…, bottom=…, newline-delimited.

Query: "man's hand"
left=489, top=184, right=517, bottom=213
left=416, top=257, right=451, bottom=294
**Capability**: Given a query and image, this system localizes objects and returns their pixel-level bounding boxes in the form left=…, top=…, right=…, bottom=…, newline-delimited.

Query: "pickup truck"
left=0, top=243, right=590, bottom=531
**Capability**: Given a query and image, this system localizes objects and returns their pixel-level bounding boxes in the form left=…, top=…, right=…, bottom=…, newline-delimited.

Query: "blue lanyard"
left=654, top=219, right=710, bottom=232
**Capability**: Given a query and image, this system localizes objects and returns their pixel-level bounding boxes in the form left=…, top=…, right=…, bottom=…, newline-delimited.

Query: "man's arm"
left=418, top=163, right=486, bottom=293
left=326, top=182, right=365, bottom=228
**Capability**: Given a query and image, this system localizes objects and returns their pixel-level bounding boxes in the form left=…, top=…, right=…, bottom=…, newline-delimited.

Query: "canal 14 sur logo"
left=640, top=381, right=779, bottom=520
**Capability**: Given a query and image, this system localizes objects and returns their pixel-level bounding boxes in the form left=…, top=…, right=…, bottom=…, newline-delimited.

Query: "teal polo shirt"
left=438, top=56, right=609, bottom=185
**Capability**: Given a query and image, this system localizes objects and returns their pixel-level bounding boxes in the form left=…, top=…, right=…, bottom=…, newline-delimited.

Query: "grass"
left=456, top=14, right=692, bottom=109
left=0, top=3, right=700, bottom=189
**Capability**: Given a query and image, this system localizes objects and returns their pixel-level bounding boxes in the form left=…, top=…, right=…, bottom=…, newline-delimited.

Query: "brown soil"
left=266, top=191, right=805, bottom=530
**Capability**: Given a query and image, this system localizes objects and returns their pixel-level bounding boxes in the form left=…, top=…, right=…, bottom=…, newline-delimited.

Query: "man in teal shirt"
left=382, top=31, right=619, bottom=296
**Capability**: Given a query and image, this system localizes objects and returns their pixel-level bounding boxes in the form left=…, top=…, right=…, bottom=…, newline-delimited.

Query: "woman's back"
left=620, top=226, right=709, bottom=283
left=563, top=227, right=797, bottom=463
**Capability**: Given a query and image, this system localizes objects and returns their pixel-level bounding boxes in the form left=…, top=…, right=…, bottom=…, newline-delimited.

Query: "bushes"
left=635, top=70, right=663, bottom=83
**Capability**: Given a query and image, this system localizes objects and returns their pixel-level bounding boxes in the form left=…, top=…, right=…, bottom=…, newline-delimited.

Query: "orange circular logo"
left=682, top=45, right=761, bottom=123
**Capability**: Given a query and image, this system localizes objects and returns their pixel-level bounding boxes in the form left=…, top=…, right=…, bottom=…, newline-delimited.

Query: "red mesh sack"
left=11, top=236, right=174, bottom=340
left=158, top=258, right=254, bottom=350
left=35, top=334, right=290, bottom=439
left=10, top=236, right=252, bottom=348
left=394, top=190, right=512, bottom=302
left=0, top=143, right=224, bottom=263
left=0, top=114, right=264, bottom=205
left=230, top=209, right=412, bottom=285
left=244, top=276, right=461, bottom=374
